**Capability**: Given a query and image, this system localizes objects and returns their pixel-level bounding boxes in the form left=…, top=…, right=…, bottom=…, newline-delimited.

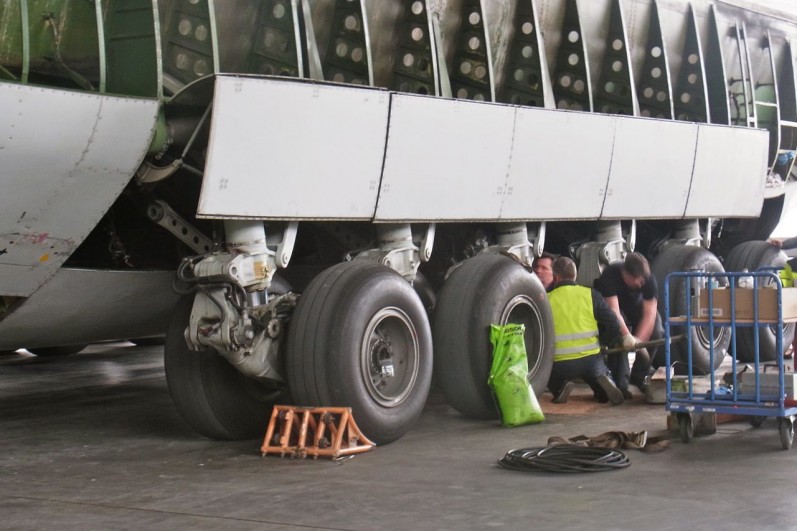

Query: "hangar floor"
left=1, top=343, right=795, bottom=530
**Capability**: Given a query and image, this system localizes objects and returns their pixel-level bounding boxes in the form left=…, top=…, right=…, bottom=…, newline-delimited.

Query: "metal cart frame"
left=664, top=269, right=797, bottom=449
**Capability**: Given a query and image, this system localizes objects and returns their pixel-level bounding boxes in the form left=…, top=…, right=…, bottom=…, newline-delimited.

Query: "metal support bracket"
left=419, top=223, right=435, bottom=263
left=273, top=222, right=299, bottom=269
left=484, top=222, right=534, bottom=267
left=136, top=104, right=212, bottom=184
left=146, top=199, right=214, bottom=254
left=190, top=220, right=298, bottom=292
left=185, top=281, right=296, bottom=383
left=652, top=219, right=703, bottom=256
left=354, top=223, right=431, bottom=281
left=571, top=221, right=631, bottom=286
left=182, top=220, right=299, bottom=378
left=529, top=221, right=547, bottom=258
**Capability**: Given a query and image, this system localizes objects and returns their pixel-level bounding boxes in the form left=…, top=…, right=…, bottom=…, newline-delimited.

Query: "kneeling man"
left=547, top=257, right=624, bottom=405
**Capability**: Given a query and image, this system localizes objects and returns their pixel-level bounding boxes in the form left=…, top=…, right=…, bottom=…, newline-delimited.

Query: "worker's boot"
left=597, top=374, right=624, bottom=406
left=552, top=381, right=575, bottom=403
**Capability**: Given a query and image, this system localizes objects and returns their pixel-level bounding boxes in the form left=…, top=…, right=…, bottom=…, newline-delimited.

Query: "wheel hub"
left=371, top=335, right=395, bottom=379
left=361, top=307, right=419, bottom=407
left=500, top=294, right=544, bottom=374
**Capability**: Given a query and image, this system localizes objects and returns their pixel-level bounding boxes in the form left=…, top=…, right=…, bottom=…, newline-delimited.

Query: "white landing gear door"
left=198, top=76, right=390, bottom=221
left=0, top=83, right=159, bottom=297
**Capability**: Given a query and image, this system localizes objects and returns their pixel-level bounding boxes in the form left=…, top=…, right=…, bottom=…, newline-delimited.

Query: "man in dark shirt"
left=594, top=252, right=663, bottom=397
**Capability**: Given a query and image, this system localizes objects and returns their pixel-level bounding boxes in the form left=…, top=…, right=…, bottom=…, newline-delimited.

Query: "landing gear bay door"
left=198, top=75, right=390, bottom=221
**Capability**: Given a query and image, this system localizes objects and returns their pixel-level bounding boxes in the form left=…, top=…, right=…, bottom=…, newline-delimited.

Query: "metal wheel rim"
left=500, top=294, right=545, bottom=376
left=360, top=307, right=420, bottom=407
left=694, top=326, right=728, bottom=352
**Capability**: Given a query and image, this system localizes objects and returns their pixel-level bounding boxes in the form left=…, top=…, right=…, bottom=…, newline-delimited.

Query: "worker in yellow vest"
left=769, top=237, right=797, bottom=357
left=547, top=257, right=625, bottom=405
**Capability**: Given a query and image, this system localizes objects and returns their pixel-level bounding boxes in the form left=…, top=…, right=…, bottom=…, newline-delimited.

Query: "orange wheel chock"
left=261, top=405, right=376, bottom=459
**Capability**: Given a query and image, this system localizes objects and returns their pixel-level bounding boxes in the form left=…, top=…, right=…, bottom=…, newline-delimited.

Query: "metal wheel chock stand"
left=261, top=406, right=376, bottom=459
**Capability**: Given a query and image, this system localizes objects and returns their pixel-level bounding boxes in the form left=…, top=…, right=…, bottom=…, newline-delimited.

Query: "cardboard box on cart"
left=697, top=287, right=797, bottom=321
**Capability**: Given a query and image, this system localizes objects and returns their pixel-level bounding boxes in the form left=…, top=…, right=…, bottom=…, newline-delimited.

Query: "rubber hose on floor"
left=498, top=444, right=630, bottom=473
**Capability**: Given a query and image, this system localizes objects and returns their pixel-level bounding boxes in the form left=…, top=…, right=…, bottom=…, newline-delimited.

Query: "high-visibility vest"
left=549, top=285, right=601, bottom=362
left=780, top=262, right=795, bottom=288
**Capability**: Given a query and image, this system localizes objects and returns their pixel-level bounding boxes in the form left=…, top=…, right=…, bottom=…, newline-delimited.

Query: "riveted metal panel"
left=0, top=82, right=159, bottom=297
left=199, top=76, right=389, bottom=220
left=601, top=118, right=698, bottom=219
left=502, top=107, right=613, bottom=220
left=375, top=94, right=515, bottom=221
left=685, top=125, right=767, bottom=218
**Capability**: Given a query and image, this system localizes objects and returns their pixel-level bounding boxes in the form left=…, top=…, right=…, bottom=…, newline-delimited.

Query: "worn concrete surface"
left=1, top=343, right=794, bottom=530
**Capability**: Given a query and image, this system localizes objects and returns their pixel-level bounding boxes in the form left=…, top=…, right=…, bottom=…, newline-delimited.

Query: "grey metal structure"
left=1, top=0, right=797, bottom=444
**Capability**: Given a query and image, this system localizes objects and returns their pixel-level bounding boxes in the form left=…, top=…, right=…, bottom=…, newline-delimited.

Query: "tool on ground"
left=261, top=405, right=375, bottom=459
left=547, top=430, right=670, bottom=453
left=498, top=444, right=630, bottom=473
left=602, top=334, right=686, bottom=355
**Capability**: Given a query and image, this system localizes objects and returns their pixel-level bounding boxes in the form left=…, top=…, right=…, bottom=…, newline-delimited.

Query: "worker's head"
left=621, top=252, right=650, bottom=290
left=552, top=256, right=577, bottom=283
left=533, top=252, right=556, bottom=289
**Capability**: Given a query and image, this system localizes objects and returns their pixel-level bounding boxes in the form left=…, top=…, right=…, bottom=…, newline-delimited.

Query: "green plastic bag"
left=488, top=324, right=545, bottom=427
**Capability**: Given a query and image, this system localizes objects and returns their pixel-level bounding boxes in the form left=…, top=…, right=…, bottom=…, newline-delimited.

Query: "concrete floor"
left=1, top=343, right=795, bottom=530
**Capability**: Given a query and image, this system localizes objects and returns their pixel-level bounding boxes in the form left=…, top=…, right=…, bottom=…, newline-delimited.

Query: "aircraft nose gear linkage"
left=179, top=220, right=298, bottom=383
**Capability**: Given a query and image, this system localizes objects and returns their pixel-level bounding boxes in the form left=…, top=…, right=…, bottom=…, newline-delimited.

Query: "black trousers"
left=548, top=353, right=614, bottom=397
left=609, top=312, right=664, bottom=390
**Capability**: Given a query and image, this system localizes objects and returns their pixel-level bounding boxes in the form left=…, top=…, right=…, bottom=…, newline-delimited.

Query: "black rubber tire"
left=678, top=413, right=694, bottom=443
left=779, top=417, right=794, bottom=450
left=749, top=415, right=766, bottom=428
left=129, top=337, right=166, bottom=347
left=412, top=271, right=437, bottom=315
left=285, top=262, right=432, bottom=445
left=715, top=196, right=784, bottom=255
left=432, top=254, right=555, bottom=420
left=724, top=241, right=795, bottom=363
left=164, top=277, right=291, bottom=440
left=27, top=345, right=87, bottom=357
left=652, top=245, right=730, bottom=374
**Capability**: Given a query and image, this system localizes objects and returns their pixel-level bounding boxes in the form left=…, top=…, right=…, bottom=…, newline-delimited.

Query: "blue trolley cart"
left=664, top=269, right=797, bottom=449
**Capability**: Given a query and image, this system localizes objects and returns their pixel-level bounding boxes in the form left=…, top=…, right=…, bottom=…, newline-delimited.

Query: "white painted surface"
left=602, top=118, right=698, bottom=219
left=0, top=83, right=158, bottom=296
left=501, top=108, right=613, bottom=220
left=771, top=182, right=797, bottom=239
left=376, top=94, right=515, bottom=221
left=685, top=125, right=767, bottom=217
left=196, top=78, right=766, bottom=223
left=199, top=76, right=390, bottom=220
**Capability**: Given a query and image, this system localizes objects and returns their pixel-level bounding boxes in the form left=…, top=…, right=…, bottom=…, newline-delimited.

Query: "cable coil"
left=498, top=444, right=630, bottom=473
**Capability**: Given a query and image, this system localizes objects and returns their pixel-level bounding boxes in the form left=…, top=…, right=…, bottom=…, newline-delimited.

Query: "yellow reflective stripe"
left=555, top=340, right=600, bottom=356
left=554, top=348, right=601, bottom=362
left=556, top=330, right=597, bottom=341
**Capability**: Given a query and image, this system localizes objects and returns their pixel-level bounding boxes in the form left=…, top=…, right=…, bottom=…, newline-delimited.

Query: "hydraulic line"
left=498, top=444, right=630, bottom=473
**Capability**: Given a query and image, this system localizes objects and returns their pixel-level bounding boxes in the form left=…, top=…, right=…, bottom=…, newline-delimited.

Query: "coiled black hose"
left=498, top=444, right=630, bottom=473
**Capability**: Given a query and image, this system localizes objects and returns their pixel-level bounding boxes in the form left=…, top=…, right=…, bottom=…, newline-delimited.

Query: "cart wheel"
left=749, top=416, right=766, bottom=429
left=678, top=413, right=694, bottom=443
left=779, top=417, right=794, bottom=450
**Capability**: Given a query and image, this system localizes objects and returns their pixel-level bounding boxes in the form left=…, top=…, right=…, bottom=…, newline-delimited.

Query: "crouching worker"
left=547, top=257, right=625, bottom=405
